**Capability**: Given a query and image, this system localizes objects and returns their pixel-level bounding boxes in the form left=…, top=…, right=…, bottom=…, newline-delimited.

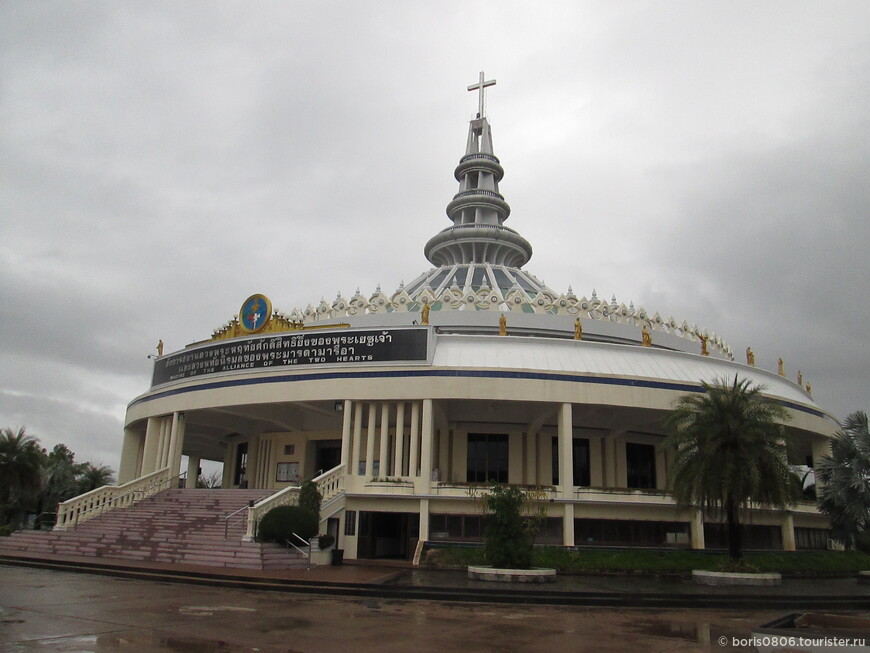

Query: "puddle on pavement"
left=22, top=632, right=300, bottom=653
left=178, top=606, right=257, bottom=617
left=628, top=619, right=711, bottom=643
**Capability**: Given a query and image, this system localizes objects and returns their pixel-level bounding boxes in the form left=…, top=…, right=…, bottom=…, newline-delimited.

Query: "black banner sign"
left=151, top=328, right=429, bottom=386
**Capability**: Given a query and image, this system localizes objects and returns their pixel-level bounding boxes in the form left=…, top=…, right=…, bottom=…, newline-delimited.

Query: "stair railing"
left=55, top=468, right=186, bottom=530
left=224, top=500, right=255, bottom=539
left=244, top=464, right=346, bottom=541
left=286, top=532, right=312, bottom=570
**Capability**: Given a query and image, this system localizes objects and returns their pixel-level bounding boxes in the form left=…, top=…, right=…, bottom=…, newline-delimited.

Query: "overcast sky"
left=2, top=1, right=868, bottom=473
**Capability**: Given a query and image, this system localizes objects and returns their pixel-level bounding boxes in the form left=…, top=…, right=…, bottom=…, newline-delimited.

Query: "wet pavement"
left=2, top=565, right=869, bottom=652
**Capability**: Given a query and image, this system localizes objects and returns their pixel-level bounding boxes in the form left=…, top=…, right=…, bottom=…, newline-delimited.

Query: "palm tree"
left=816, top=411, right=870, bottom=549
left=664, top=376, right=799, bottom=560
left=0, top=427, right=45, bottom=526
left=76, top=463, right=115, bottom=494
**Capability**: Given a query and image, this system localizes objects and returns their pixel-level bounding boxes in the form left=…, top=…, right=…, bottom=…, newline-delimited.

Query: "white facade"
left=118, top=83, right=837, bottom=560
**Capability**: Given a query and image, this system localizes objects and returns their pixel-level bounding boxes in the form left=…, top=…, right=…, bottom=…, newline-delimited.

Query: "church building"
left=69, top=74, right=836, bottom=561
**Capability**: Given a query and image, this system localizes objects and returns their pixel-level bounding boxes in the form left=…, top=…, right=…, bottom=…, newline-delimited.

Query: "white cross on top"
left=467, top=71, right=496, bottom=118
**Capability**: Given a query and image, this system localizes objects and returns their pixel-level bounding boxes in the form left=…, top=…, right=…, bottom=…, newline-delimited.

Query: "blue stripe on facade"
left=129, top=368, right=826, bottom=419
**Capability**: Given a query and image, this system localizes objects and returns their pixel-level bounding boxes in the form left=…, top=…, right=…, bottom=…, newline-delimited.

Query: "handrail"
left=244, top=464, right=346, bottom=541
left=55, top=467, right=184, bottom=530
left=223, top=500, right=255, bottom=539
left=286, top=532, right=312, bottom=570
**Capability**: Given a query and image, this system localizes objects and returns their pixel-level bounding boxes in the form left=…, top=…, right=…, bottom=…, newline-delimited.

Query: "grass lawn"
left=424, top=544, right=870, bottom=574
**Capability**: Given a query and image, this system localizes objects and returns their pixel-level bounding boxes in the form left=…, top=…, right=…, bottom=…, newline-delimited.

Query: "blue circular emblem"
left=239, top=294, right=272, bottom=333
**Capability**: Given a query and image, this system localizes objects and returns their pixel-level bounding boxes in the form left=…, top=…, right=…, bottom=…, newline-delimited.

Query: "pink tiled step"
left=0, top=489, right=309, bottom=570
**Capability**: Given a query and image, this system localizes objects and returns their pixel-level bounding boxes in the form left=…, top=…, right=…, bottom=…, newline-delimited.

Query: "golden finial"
left=699, top=333, right=709, bottom=356
left=499, top=314, right=507, bottom=336
left=806, top=383, right=812, bottom=396
left=746, top=347, right=755, bottom=367
left=778, top=358, right=784, bottom=376
left=156, top=339, right=164, bottom=357
left=797, top=370, right=803, bottom=386
left=421, top=303, right=430, bottom=326
left=574, top=317, right=583, bottom=340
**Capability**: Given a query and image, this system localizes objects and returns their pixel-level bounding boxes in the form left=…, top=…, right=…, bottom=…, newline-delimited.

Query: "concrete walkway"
left=1, top=548, right=869, bottom=609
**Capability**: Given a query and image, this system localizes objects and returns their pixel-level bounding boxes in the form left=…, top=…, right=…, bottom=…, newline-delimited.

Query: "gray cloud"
left=2, top=1, right=868, bottom=470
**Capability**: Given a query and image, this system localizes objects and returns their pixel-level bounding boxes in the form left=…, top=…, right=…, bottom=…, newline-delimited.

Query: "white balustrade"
left=55, top=466, right=174, bottom=530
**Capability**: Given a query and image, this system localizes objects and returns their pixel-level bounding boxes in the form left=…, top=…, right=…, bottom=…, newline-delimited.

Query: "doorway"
left=314, top=439, right=342, bottom=476
left=356, top=511, right=419, bottom=560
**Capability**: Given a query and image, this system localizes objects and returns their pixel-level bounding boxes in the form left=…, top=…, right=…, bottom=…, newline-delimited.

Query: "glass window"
left=551, top=437, right=591, bottom=487
left=626, top=442, right=657, bottom=489
left=471, top=265, right=488, bottom=289
left=492, top=268, right=513, bottom=292
left=466, top=434, right=509, bottom=483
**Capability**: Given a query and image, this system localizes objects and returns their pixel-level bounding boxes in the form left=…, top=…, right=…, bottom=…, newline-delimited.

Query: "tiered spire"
left=424, top=72, right=533, bottom=268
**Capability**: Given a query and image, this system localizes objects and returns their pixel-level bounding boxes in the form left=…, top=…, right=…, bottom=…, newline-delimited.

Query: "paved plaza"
left=4, top=565, right=867, bottom=652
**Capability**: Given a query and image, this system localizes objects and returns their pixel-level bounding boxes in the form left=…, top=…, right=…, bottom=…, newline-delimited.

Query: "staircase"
left=0, top=489, right=309, bottom=570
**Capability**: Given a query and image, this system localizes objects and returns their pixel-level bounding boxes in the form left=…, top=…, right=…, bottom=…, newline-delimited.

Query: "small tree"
left=480, top=483, right=546, bottom=569
left=664, top=376, right=799, bottom=560
left=817, top=411, right=870, bottom=550
left=298, top=480, right=322, bottom=519
left=0, top=427, right=45, bottom=527
left=257, top=505, right=318, bottom=544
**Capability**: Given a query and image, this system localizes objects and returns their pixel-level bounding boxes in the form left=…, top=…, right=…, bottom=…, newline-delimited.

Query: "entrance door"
left=357, top=512, right=419, bottom=560
left=315, top=439, right=342, bottom=475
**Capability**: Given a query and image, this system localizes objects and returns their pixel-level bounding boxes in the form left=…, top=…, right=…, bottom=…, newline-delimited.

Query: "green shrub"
left=0, top=524, right=12, bottom=537
left=298, top=480, right=322, bottom=518
left=481, top=484, right=546, bottom=569
left=256, top=505, right=318, bottom=544
left=318, top=534, right=335, bottom=549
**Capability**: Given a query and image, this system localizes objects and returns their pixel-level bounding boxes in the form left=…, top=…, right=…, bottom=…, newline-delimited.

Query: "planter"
left=332, top=549, right=344, bottom=566
left=467, top=566, right=557, bottom=583
left=692, top=570, right=781, bottom=586
left=309, top=546, right=333, bottom=566
left=364, top=482, right=414, bottom=495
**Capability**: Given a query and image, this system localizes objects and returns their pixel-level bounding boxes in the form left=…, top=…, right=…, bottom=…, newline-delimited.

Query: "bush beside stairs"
left=0, top=489, right=310, bottom=570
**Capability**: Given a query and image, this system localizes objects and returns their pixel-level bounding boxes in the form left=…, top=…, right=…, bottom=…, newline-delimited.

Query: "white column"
left=351, top=401, right=363, bottom=476
left=155, top=419, right=168, bottom=470
left=419, top=399, right=434, bottom=490
left=248, top=435, right=262, bottom=489
left=409, top=401, right=420, bottom=477
left=340, top=400, right=353, bottom=468
left=393, top=402, right=405, bottom=477
left=438, top=425, right=450, bottom=482
left=782, top=513, right=796, bottom=552
left=614, top=438, right=626, bottom=488
left=365, top=403, right=377, bottom=478
left=221, top=443, right=234, bottom=488
left=141, top=417, right=161, bottom=475
left=118, top=428, right=142, bottom=484
left=168, top=412, right=186, bottom=479
left=563, top=503, right=575, bottom=546
left=525, top=431, right=538, bottom=486
left=690, top=509, right=706, bottom=549
left=186, top=455, right=201, bottom=488
left=379, top=402, right=390, bottom=477
left=558, top=403, right=573, bottom=498
left=419, top=498, right=430, bottom=542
